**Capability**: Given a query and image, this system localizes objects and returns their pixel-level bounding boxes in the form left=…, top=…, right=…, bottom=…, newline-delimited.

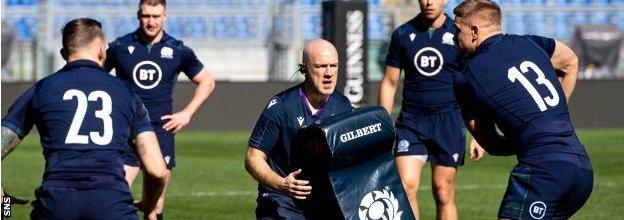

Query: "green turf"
left=2, top=129, right=623, bottom=219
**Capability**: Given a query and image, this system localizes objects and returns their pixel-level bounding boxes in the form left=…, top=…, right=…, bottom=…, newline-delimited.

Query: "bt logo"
left=413, top=47, right=444, bottom=76
left=529, top=201, right=547, bottom=219
left=132, top=61, right=163, bottom=89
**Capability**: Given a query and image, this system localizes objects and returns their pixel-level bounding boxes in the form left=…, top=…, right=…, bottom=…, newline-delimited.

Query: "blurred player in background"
left=1, top=18, right=167, bottom=220
left=453, top=1, right=593, bottom=219
left=244, top=39, right=353, bottom=219
left=104, top=0, right=215, bottom=219
left=378, top=0, right=483, bottom=219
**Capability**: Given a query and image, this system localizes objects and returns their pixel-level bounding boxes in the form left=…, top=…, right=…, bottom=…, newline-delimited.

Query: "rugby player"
left=104, top=0, right=215, bottom=218
left=452, top=1, right=593, bottom=219
left=1, top=18, right=167, bottom=220
left=378, top=0, right=483, bottom=218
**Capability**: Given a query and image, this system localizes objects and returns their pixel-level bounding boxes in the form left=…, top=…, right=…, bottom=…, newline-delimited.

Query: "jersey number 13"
left=507, top=61, right=560, bottom=112
left=63, top=89, right=113, bottom=145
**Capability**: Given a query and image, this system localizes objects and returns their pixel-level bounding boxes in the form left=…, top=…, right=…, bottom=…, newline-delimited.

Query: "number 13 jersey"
left=456, top=34, right=589, bottom=160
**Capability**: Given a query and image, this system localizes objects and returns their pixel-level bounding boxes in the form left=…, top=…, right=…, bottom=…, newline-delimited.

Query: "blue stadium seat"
left=528, top=0, right=546, bottom=6
left=211, top=16, right=229, bottom=39
left=616, top=12, right=624, bottom=29
left=552, top=0, right=571, bottom=6
left=302, top=14, right=321, bottom=40
left=368, top=12, right=387, bottom=41
left=524, top=12, right=547, bottom=36
left=187, top=17, right=207, bottom=39
left=553, top=12, right=572, bottom=39
left=505, top=12, right=526, bottom=35
left=590, top=11, right=610, bottom=24
left=5, top=0, right=17, bottom=6
left=570, top=0, right=590, bottom=6
left=590, top=0, right=612, bottom=6
left=165, top=16, right=183, bottom=39
left=446, top=0, right=461, bottom=7
left=368, top=0, right=381, bottom=6
left=573, top=11, right=590, bottom=26
left=111, top=17, right=136, bottom=39
left=232, top=17, right=248, bottom=38
left=10, top=16, right=37, bottom=41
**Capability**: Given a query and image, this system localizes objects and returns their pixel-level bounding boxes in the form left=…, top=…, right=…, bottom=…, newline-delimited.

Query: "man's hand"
left=161, top=111, right=192, bottom=133
left=279, top=169, right=312, bottom=200
left=144, top=212, right=158, bottom=220
left=469, top=139, right=485, bottom=162
left=134, top=200, right=145, bottom=212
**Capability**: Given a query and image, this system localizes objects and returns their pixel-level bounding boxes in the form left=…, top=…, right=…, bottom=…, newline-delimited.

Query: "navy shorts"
left=255, top=193, right=305, bottom=220
left=393, top=108, right=466, bottom=167
left=30, top=186, right=137, bottom=220
left=123, top=122, right=175, bottom=169
left=498, top=158, right=593, bottom=219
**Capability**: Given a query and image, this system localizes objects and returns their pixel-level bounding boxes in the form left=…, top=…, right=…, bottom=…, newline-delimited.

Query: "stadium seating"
left=2, top=0, right=392, bottom=42
left=3, top=0, right=623, bottom=42
left=2, top=0, right=623, bottom=81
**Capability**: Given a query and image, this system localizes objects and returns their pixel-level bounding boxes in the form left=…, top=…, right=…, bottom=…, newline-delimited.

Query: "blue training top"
left=105, top=30, right=204, bottom=123
left=386, top=15, right=460, bottom=113
left=455, top=34, right=590, bottom=168
left=2, top=60, right=153, bottom=192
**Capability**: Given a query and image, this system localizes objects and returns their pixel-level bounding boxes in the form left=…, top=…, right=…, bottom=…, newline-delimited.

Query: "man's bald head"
left=300, top=39, right=339, bottom=98
left=302, top=39, right=338, bottom=64
left=453, top=0, right=501, bottom=29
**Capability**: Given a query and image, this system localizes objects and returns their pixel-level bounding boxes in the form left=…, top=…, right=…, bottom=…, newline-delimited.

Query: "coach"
left=244, top=39, right=353, bottom=219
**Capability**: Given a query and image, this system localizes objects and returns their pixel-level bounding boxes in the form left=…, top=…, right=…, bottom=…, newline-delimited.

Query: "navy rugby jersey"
left=105, top=30, right=204, bottom=123
left=386, top=15, right=460, bottom=113
left=2, top=60, right=153, bottom=192
left=455, top=34, right=589, bottom=163
left=248, top=84, right=354, bottom=195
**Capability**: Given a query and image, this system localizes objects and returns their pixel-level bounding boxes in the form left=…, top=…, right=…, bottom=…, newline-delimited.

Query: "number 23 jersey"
left=2, top=60, right=152, bottom=191
left=456, top=34, right=587, bottom=157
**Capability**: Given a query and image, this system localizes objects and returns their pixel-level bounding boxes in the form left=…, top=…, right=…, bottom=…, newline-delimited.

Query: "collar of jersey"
left=411, top=13, right=453, bottom=31
left=62, top=59, right=105, bottom=72
left=132, top=28, right=172, bottom=46
left=475, top=33, right=504, bottom=54
left=298, top=85, right=330, bottom=118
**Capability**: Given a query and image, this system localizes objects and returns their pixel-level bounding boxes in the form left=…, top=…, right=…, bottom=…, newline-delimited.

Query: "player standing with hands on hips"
left=105, top=0, right=215, bottom=219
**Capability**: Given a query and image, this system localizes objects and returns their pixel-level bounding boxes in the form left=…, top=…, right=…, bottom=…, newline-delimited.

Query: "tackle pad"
left=294, top=106, right=415, bottom=220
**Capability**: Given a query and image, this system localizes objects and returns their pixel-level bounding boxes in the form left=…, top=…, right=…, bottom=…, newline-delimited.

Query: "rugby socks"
left=157, top=213, right=163, bottom=220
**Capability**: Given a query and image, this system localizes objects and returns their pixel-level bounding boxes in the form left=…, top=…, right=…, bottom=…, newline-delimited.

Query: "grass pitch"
left=2, top=129, right=623, bottom=219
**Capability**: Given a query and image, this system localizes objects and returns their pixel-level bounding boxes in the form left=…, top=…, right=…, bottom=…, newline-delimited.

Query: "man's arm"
left=550, top=40, right=579, bottom=102
left=244, top=146, right=311, bottom=200
left=161, top=68, right=215, bottom=133
left=378, top=66, right=401, bottom=114
left=133, top=131, right=167, bottom=216
left=1, top=126, right=22, bottom=198
left=464, top=119, right=516, bottom=156
left=1, top=126, right=31, bottom=203
left=1, top=126, right=22, bottom=160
